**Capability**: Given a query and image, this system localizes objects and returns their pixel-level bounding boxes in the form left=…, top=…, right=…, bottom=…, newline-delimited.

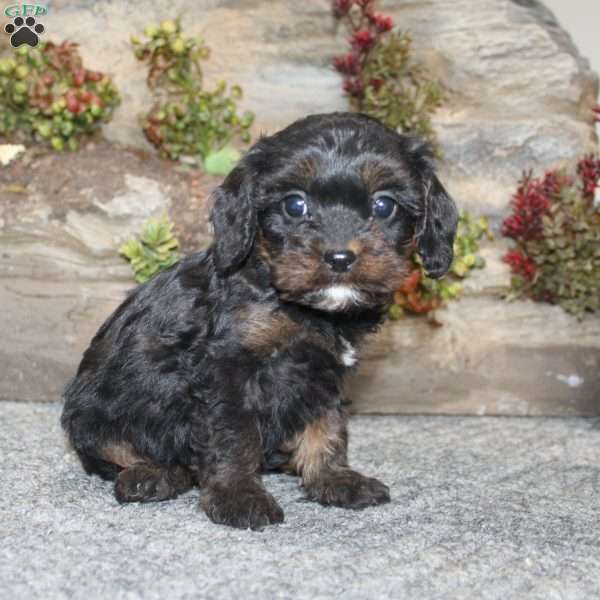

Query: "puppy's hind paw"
left=114, top=464, right=193, bottom=503
left=201, top=482, right=284, bottom=530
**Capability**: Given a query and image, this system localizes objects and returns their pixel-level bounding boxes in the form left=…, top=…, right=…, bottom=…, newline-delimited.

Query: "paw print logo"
left=4, top=16, right=45, bottom=48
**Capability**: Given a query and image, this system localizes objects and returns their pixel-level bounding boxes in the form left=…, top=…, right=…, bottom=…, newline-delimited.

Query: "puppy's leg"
left=95, top=443, right=194, bottom=503
left=287, top=410, right=390, bottom=509
left=198, top=415, right=284, bottom=530
left=114, top=464, right=194, bottom=504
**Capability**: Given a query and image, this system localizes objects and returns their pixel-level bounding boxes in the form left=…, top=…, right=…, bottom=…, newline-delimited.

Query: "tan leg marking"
left=99, top=443, right=143, bottom=468
left=282, top=412, right=347, bottom=484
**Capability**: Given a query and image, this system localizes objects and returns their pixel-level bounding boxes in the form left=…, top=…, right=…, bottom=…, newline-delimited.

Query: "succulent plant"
left=0, top=42, right=120, bottom=150
left=332, top=0, right=444, bottom=154
left=132, top=19, right=254, bottom=173
left=503, top=156, right=600, bottom=316
left=390, top=211, right=490, bottom=320
left=119, top=216, right=180, bottom=284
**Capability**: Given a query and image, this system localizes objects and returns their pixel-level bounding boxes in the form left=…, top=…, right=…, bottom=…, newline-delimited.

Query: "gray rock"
left=349, top=296, right=600, bottom=416
left=39, top=0, right=598, bottom=214
left=2, top=172, right=171, bottom=277
left=2, top=0, right=599, bottom=411
left=0, top=279, right=130, bottom=402
left=94, top=174, right=170, bottom=220
left=2, top=232, right=600, bottom=413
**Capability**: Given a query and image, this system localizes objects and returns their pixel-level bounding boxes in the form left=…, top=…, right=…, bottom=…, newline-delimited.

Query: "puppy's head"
left=210, top=112, right=458, bottom=312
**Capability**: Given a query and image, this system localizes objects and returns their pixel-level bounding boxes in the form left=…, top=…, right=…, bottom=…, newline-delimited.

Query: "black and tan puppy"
left=62, top=112, right=458, bottom=529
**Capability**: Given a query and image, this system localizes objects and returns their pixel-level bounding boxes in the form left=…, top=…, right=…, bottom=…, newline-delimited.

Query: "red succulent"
left=501, top=168, right=575, bottom=243
left=72, top=68, right=86, bottom=87
left=577, top=154, right=600, bottom=197
left=351, top=29, right=376, bottom=50
left=144, top=125, right=163, bottom=146
left=501, top=172, right=552, bottom=242
left=371, top=14, right=393, bottom=33
left=502, top=157, right=600, bottom=314
left=89, top=93, right=103, bottom=108
left=65, top=89, right=80, bottom=113
left=343, top=77, right=365, bottom=97
left=369, top=77, right=383, bottom=91
left=85, top=70, right=103, bottom=83
left=503, top=249, right=537, bottom=282
left=333, top=52, right=361, bottom=75
left=79, top=89, right=92, bottom=103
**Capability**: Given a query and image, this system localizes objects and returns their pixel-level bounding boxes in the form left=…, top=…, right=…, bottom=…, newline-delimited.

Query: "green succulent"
left=119, top=216, right=180, bottom=284
left=355, top=31, right=445, bottom=155
left=133, top=19, right=253, bottom=174
left=391, top=211, right=490, bottom=320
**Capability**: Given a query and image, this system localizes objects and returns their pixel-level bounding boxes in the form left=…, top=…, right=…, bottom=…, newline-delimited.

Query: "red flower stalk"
left=593, top=104, right=600, bottom=123
left=503, top=249, right=537, bottom=282
left=85, top=70, right=103, bottom=83
left=577, top=154, right=600, bottom=198
left=332, top=0, right=353, bottom=18
left=502, top=172, right=551, bottom=242
left=351, top=29, right=376, bottom=50
left=331, top=0, right=395, bottom=103
left=369, top=77, right=383, bottom=91
left=371, top=14, right=393, bottom=33
left=501, top=169, right=573, bottom=242
left=333, top=52, right=361, bottom=75
left=343, top=77, right=365, bottom=97
left=541, top=169, right=572, bottom=196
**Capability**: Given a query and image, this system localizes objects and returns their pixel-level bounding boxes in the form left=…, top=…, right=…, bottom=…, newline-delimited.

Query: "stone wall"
left=39, top=0, right=599, bottom=213
left=1, top=0, right=599, bottom=412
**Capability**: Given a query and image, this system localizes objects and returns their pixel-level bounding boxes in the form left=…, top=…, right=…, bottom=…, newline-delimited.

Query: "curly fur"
left=61, top=112, right=458, bottom=529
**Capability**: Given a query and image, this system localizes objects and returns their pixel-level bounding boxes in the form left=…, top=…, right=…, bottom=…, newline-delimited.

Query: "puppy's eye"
left=282, top=193, right=308, bottom=218
left=372, top=194, right=397, bottom=220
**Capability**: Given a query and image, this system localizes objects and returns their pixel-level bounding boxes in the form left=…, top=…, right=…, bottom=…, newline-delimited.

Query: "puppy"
left=61, top=112, right=458, bottom=529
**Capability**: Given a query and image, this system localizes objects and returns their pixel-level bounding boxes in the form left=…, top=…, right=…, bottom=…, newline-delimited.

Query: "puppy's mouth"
left=277, top=281, right=394, bottom=313
left=301, top=285, right=366, bottom=312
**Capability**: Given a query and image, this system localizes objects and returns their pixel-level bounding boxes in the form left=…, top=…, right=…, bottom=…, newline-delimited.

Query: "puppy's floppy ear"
left=210, top=164, right=257, bottom=273
left=409, top=140, right=459, bottom=279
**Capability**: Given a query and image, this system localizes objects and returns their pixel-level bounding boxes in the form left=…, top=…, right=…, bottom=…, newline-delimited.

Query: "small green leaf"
left=389, top=304, right=404, bottom=320
left=203, top=145, right=241, bottom=175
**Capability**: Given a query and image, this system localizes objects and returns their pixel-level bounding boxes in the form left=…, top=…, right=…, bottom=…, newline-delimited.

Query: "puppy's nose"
left=324, top=249, right=357, bottom=273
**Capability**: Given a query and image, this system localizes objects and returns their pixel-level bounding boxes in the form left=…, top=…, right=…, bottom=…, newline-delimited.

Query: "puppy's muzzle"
left=323, top=249, right=357, bottom=273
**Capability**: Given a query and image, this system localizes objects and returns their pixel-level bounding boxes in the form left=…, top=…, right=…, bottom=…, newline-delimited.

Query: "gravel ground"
left=2, top=401, right=600, bottom=600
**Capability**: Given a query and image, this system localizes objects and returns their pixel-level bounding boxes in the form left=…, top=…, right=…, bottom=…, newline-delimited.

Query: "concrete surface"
left=2, top=401, right=600, bottom=599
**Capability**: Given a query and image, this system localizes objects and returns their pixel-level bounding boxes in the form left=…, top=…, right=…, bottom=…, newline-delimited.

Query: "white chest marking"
left=340, top=337, right=357, bottom=367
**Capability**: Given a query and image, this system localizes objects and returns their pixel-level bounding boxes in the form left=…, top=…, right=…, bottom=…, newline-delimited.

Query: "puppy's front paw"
left=201, top=482, right=284, bottom=530
left=305, top=469, right=390, bottom=510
